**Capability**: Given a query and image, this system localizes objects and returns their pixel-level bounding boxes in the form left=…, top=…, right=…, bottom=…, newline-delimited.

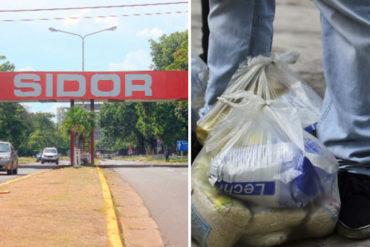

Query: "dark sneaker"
left=337, top=167, right=370, bottom=239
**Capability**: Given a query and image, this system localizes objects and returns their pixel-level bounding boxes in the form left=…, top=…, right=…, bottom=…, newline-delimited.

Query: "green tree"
left=27, top=113, right=69, bottom=155
left=135, top=103, right=158, bottom=153
left=99, top=102, right=187, bottom=154
left=0, top=103, right=31, bottom=155
left=98, top=103, right=145, bottom=153
left=149, top=30, right=188, bottom=71
left=98, top=30, right=188, bottom=154
left=0, top=56, right=71, bottom=157
left=0, top=56, right=30, bottom=155
left=62, top=106, right=95, bottom=150
left=149, top=102, right=187, bottom=150
left=148, top=30, right=188, bottom=151
left=0, top=56, right=15, bottom=72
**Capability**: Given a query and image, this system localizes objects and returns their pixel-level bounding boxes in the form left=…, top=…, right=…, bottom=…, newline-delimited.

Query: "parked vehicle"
left=41, top=147, right=59, bottom=164
left=0, top=141, right=18, bottom=175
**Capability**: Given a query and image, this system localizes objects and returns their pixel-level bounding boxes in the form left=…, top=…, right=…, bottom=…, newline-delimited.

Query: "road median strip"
left=0, top=163, right=160, bottom=247
left=0, top=170, right=49, bottom=187
left=0, top=167, right=112, bottom=246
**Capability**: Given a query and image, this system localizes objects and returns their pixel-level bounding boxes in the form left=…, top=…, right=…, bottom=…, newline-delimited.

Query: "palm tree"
left=62, top=106, right=96, bottom=166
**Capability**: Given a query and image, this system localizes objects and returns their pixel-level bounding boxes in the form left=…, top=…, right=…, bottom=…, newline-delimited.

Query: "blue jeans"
left=199, top=0, right=275, bottom=117
left=315, top=0, right=370, bottom=165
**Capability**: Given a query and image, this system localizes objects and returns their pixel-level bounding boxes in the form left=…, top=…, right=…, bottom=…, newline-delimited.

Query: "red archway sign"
left=0, top=71, right=188, bottom=166
left=0, top=71, right=188, bottom=101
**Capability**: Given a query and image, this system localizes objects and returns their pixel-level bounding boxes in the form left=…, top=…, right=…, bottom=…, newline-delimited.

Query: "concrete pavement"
left=100, top=159, right=188, bottom=247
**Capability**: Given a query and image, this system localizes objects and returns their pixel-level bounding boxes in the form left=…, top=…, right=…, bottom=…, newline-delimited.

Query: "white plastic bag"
left=191, top=49, right=209, bottom=129
left=191, top=150, right=252, bottom=247
left=206, top=91, right=337, bottom=208
left=192, top=51, right=340, bottom=247
left=196, top=52, right=322, bottom=144
left=191, top=146, right=340, bottom=247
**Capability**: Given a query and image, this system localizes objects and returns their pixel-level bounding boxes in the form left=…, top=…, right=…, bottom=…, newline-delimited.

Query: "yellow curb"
left=96, top=163, right=124, bottom=247
left=0, top=170, right=49, bottom=187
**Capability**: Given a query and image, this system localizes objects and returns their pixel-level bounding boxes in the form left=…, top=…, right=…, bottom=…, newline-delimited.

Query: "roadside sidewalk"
left=0, top=166, right=163, bottom=247
left=104, top=170, right=164, bottom=247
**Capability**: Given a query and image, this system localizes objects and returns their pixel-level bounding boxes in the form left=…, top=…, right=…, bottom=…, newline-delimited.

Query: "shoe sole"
left=337, top=221, right=370, bottom=240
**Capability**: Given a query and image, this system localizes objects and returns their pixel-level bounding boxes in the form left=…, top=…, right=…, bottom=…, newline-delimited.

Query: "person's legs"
left=314, top=0, right=370, bottom=239
left=199, top=0, right=275, bottom=117
left=337, top=168, right=370, bottom=239
left=316, top=0, right=370, bottom=164
left=249, top=0, right=275, bottom=57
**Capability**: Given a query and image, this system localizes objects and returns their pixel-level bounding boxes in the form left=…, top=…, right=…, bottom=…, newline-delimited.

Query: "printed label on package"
left=191, top=203, right=211, bottom=247
left=215, top=181, right=276, bottom=196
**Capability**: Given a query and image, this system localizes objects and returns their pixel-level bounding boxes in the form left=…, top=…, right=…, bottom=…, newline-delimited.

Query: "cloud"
left=62, top=9, right=90, bottom=27
left=136, top=27, right=164, bottom=39
left=109, top=49, right=152, bottom=71
left=93, top=15, right=120, bottom=27
left=17, top=66, right=36, bottom=71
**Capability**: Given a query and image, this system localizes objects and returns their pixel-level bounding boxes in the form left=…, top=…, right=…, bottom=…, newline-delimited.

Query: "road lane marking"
left=0, top=170, right=49, bottom=187
left=96, top=163, right=124, bottom=247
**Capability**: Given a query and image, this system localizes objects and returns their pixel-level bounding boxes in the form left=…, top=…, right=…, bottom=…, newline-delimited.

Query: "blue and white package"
left=209, top=136, right=337, bottom=208
left=206, top=92, right=338, bottom=208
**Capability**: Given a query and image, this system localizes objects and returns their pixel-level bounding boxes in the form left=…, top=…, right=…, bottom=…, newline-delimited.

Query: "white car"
left=41, top=147, right=59, bottom=165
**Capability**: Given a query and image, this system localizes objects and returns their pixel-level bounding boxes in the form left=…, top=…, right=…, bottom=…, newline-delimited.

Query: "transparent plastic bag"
left=191, top=49, right=209, bottom=129
left=196, top=51, right=322, bottom=145
left=192, top=51, right=340, bottom=247
left=192, top=146, right=340, bottom=247
left=191, top=150, right=252, bottom=247
left=206, top=91, right=338, bottom=208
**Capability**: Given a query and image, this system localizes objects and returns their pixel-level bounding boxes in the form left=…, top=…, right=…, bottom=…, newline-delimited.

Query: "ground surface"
left=100, top=159, right=188, bottom=247
left=0, top=167, right=108, bottom=247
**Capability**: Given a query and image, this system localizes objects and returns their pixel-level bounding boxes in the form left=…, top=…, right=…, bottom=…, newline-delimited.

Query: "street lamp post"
left=49, top=26, right=117, bottom=167
left=49, top=26, right=117, bottom=71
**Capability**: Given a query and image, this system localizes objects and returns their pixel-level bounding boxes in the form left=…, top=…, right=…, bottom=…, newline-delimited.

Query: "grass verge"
left=18, top=156, right=70, bottom=164
left=112, top=155, right=188, bottom=164
left=0, top=167, right=109, bottom=246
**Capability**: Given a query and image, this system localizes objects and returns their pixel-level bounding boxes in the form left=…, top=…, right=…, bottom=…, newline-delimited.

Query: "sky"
left=0, top=0, right=188, bottom=119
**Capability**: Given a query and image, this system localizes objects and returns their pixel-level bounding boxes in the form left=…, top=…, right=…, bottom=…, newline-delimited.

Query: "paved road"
left=0, top=160, right=69, bottom=184
left=100, top=159, right=188, bottom=247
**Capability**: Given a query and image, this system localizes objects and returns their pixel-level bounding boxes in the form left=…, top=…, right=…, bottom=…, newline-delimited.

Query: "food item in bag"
left=192, top=151, right=251, bottom=247
left=192, top=148, right=339, bottom=247
left=196, top=105, right=231, bottom=146
left=206, top=92, right=337, bottom=208
left=210, top=136, right=337, bottom=208
left=303, top=199, right=340, bottom=237
left=239, top=205, right=306, bottom=247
